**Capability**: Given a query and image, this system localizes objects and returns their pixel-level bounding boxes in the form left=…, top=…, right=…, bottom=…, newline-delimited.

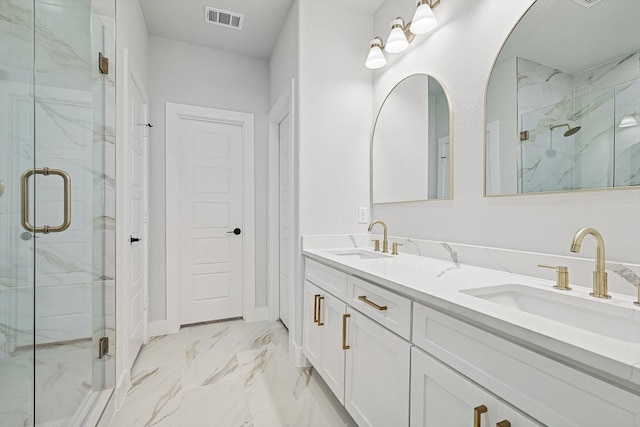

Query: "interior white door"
left=125, top=69, right=148, bottom=368
left=278, top=112, right=291, bottom=328
left=178, top=117, right=244, bottom=325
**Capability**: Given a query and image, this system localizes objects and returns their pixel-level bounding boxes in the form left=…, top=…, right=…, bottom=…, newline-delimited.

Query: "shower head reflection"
left=550, top=123, right=581, bottom=137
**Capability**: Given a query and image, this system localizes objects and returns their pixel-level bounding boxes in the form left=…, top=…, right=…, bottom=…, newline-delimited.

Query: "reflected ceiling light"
left=410, top=0, right=439, bottom=34
left=619, top=115, right=638, bottom=128
left=365, top=0, right=442, bottom=70
left=365, top=37, right=387, bottom=70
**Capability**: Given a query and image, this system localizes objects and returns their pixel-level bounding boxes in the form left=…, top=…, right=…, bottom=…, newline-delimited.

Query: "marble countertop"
left=303, top=246, right=640, bottom=393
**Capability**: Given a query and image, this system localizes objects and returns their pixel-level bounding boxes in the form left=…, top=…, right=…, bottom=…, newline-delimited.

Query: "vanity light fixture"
left=619, top=114, right=638, bottom=128
left=385, top=18, right=411, bottom=53
left=410, top=0, right=439, bottom=34
left=365, top=37, right=387, bottom=69
left=365, top=0, right=441, bottom=70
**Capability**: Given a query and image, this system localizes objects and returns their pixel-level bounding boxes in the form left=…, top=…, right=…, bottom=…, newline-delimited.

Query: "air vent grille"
left=205, top=6, right=244, bottom=30
left=572, top=0, right=603, bottom=8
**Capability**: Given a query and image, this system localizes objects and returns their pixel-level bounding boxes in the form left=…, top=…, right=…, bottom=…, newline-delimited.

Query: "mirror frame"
left=371, top=73, right=454, bottom=204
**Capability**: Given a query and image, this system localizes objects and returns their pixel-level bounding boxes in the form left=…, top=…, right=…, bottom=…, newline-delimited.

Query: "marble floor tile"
left=110, top=319, right=357, bottom=427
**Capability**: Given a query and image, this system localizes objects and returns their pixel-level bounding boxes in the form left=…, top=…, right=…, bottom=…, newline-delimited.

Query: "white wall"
left=146, top=36, right=270, bottom=323
left=115, top=0, right=148, bottom=407
left=371, top=0, right=640, bottom=265
left=298, top=0, right=373, bottom=237
left=293, top=0, right=374, bottom=353
left=269, top=1, right=299, bottom=106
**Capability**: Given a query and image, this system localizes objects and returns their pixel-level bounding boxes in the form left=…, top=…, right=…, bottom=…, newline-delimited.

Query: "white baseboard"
left=289, top=340, right=308, bottom=368
left=244, top=306, right=269, bottom=322
left=94, top=390, right=116, bottom=427
left=115, top=370, right=130, bottom=411
left=148, top=320, right=167, bottom=337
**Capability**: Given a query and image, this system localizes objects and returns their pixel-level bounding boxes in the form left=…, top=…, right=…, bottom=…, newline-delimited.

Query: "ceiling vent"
left=204, top=6, right=244, bottom=30
left=572, top=0, right=603, bottom=8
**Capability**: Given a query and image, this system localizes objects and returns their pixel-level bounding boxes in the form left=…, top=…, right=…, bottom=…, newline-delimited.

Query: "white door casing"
left=124, top=58, right=149, bottom=370
left=268, top=80, right=296, bottom=331
left=278, top=112, right=291, bottom=328
left=178, top=118, right=243, bottom=324
left=166, top=103, right=255, bottom=332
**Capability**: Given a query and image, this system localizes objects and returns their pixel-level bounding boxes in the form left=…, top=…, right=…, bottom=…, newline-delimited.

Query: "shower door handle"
left=21, top=168, right=72, bottom=234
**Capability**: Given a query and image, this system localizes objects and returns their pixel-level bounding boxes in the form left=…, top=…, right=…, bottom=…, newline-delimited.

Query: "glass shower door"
left=0, top=0, right=37, bottom=424
left=1, top=0, right=115, bottom=425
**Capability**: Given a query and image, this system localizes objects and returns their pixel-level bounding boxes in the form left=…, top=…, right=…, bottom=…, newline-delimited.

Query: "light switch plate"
left=358, top=207, right=369, bottom=224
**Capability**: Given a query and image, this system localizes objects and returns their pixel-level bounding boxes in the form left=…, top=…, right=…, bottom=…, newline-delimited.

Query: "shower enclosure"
left=0, top=0, right=116, bottom=425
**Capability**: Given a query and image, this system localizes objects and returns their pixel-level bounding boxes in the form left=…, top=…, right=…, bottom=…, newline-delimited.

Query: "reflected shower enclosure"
left=0, top=0, right=116, bottom=426
left=516, top=56, right=640, bottom=194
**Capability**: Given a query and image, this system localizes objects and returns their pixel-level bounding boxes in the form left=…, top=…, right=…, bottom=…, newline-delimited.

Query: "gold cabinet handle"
left=317, top=296, right=324, bottom=326
left=342, top=313, right=350, bottom=350
left=358, top=295, right=388, bottom=311
left=474, top=405, right=487, bottom=427
left=496, top=421, right=511, bottom=427
left=313, top=294, right=320, bottom=323
left=21, top=168, right=71, bottom=234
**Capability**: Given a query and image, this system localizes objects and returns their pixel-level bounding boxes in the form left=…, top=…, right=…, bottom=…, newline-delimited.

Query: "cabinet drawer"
left=412, top=302, right=640, bottom=427
left=348, top=276, right=411, bottom=340
left=305, top=258, right=348, bottom=300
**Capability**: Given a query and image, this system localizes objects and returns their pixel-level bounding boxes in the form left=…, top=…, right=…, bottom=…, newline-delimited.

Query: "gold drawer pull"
left=496, top=421, right=511, bottom=427
left=317, top=296, right=325, bottom=326
left=358, top=295, right=388, bottom=311
left=342, top=314, right=350, bottom=350
left=474, top=405, right=487, bottom=427
left=313, top=294, right=320, bottom=323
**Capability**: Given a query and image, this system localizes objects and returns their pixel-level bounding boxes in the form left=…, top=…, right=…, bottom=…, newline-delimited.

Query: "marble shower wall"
left=516, top=54, right=640, bottom=193
left=517, top=57, right=576, bottom=193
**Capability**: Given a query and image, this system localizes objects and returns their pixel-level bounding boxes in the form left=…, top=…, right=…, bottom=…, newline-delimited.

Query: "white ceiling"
left=139, top=0, right=295, bottom=59
left=497, top=0, right=640, bottom=74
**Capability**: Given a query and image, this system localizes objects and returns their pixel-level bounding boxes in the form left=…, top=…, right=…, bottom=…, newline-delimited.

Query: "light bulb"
left=385, top=18, right=408, bottom=53
left=410, top=1, right=438, bottom=34
left=365, top=38, right=386, bottom=69
left=619, top=115, right=638, bottom=128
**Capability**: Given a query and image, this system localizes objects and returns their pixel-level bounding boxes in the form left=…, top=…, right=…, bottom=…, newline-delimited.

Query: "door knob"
left=227, top=228, right=242, bottom=235
left=130, top=236, right=141, bottom=244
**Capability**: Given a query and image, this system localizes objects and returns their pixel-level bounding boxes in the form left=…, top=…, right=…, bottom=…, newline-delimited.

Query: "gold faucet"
left=570, top=227, right=610, bottom=299
left=368, top=220, right=389, bottom=253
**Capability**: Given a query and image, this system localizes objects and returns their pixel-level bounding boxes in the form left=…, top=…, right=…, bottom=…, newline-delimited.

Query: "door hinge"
left=98, top=336, right=109, bottom=359
left=144, top=211, right=149, bottom=223
left=143, top=298, right=148, bottom=311
left=98, top=52, right=109, bottom=75
left=520, top=130, right=530, bottom=141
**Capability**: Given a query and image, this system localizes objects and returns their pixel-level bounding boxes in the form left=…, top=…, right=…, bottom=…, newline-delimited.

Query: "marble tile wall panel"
left=34, top=0, right=92, bottom=90
left=517, top=58, right=576, bottom=192
left=575, top=52, right=639, bottom=93
left=572, top=86, right=615, bottom=189
left=303, top=235, right=640, bottom=297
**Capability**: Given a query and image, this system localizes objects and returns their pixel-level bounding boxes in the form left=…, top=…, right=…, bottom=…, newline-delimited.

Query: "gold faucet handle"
left=371, top=239, right=380, bottom=252
left=537, top=264, right=571, bottom=290
left=391, top=242, right=403, bottom=255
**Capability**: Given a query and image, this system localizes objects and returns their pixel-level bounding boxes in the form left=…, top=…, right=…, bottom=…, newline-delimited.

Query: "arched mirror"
left=372, top=74, right=452, bottom=203
left=485, top=0, right=640, bottom=196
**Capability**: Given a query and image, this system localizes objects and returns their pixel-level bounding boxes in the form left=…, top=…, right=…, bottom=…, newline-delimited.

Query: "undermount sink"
left=462, top=284, right=640, bottom=344
left=327, top=249, right=392, bottom=261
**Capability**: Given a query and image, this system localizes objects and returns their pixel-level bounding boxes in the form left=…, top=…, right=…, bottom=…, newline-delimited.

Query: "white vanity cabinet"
left=303, top=280, right=347, bottom=402
left=303, top=258, right=411, bottom=427
left=412, top=302, right=640, bottom=427
left=410, top=346, right=540, bottom=427
left=344, top=307, right=411, bottom=427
